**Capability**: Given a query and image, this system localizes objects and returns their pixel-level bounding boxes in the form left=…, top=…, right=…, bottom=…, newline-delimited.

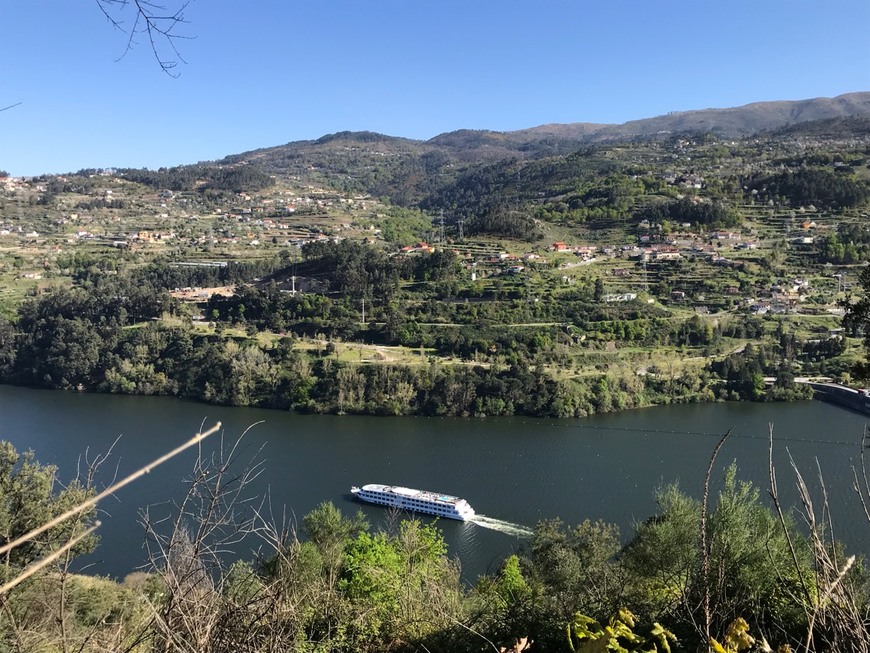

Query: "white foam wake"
left=470, top=515, right=533, bottom=538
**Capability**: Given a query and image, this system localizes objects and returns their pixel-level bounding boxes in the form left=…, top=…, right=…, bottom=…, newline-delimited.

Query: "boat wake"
left=470, top=515, right=533, bottom=538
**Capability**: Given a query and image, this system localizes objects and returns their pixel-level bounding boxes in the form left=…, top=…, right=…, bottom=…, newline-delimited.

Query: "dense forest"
left=118, top=164, right=276, bottom=193
left=746, top=168, right=870, bottom=210
left=0, top=245, right=819, bottom=417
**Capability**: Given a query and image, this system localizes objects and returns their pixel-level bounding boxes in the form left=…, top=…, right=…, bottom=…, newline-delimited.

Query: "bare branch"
left=851, top=425, right=870, bottom=523
left=94, top=0, right=193, bottom=76
left=139, top=426, right=268, bottom=652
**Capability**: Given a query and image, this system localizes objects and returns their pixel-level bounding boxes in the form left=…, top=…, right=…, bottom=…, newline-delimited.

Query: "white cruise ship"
left=351, top=484, right=476, bottom=521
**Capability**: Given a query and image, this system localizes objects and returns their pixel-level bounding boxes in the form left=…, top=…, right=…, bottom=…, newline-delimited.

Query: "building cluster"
left=0, top=167, right=846, bottom=318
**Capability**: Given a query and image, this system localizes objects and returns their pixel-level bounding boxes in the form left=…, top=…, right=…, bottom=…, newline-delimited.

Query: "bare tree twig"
left=851, top=426, right=870, bottom=523
left=94, top=0, right=193, bottom=76
left=138, top=425, right=267, bottom=652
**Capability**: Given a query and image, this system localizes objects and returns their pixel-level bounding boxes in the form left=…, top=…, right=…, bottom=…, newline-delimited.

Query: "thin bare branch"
left=95, top=0, right=192, bottom=76
left=139, top=426, right=270, bottom=653
left=852, top=426, right=870, bottom=523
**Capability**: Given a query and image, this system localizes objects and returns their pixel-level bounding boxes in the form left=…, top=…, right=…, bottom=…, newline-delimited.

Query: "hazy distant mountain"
left=399, top=92, right=868, bottom=156
left=483, top=92, right=870, bottom=144
left=766, top=114, right=870, bottom=139
left=225, top=92, right=870, bottom=171
left=603, top=91, right=870, bottom=138
left=202, top=91, right=870, bottom=206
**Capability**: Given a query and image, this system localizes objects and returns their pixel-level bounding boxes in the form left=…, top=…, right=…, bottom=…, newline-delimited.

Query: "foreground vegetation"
left=2, top=435, right=868, bottom=652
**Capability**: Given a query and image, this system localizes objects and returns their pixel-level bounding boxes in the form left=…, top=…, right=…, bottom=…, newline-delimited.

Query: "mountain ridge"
left=454, top=91, right=870, bottom=144
left=220, top=92, right=870, bottom=168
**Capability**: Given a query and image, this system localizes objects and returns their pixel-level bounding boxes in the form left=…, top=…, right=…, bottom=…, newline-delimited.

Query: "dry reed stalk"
left=767, top=424, right=812, bottom=609
left=0, top=522, right=100, bottom=595
left=700, top=429, right=731, bottom=645
left=787, top=451, right=870, bottom=653
left=0, top=421, right=221, bottom=560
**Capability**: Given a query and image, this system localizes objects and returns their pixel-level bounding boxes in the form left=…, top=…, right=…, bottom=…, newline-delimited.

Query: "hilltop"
left=185, top=92, right=870, bottom=231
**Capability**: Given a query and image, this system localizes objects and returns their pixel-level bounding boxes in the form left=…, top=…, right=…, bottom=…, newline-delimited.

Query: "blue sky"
left=2, top=1, right=869, bottom=176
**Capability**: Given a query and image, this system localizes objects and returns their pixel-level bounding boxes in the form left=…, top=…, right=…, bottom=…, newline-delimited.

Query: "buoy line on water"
left=566, top=423, right=859, bottom=447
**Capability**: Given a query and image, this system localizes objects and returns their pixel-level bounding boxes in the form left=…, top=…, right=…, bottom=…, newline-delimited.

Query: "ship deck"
left=363, top=484, right=464, bottom=506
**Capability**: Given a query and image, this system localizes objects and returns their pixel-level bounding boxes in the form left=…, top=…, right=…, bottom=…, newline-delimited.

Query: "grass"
left=293, top=339, right=431, bottom=365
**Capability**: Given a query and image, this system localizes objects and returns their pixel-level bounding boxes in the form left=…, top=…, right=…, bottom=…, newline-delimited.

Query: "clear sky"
left=2, top=0, right=869, bottom=176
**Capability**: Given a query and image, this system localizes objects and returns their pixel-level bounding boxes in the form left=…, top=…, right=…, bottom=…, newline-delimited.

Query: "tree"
left=14, top=315, right=114, bottom=389
left=303, top=501, right=368, bottom=589
left=340, top=520, right=461, bottom=648
left=593, top=278, right=605, bottom=302
left=469, top=553, right=535, bottom=647
left=843, top=264, right=870, bottom=380
left=525, top=518, right=624, bottom=630
left=621, top=467, right=814, bottom=647
left=0, top=317, right=15, bottom=382
left=0, top=442, right=97, bottom=572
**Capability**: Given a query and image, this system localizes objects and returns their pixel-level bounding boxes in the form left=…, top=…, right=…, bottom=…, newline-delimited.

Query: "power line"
left=564, top=423, right=860, bottom=447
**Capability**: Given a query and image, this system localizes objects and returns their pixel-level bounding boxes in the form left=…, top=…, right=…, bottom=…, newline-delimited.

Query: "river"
left=1, top=385, right=868, bottom=582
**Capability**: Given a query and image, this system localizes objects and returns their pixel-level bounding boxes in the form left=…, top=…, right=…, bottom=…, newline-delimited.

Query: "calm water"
left=1, top=385, right=868, bottom=581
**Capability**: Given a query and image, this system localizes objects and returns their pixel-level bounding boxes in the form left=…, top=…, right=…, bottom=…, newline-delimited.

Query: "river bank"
left=0, top=345, right=815, bottom=420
